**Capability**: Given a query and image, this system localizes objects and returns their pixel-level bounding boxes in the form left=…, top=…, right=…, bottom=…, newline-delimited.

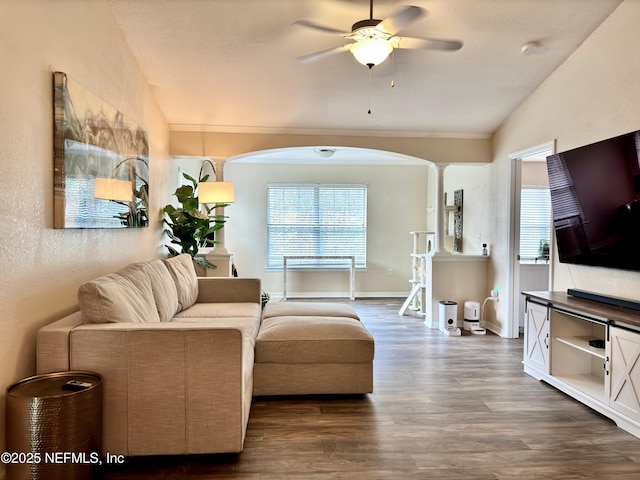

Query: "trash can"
left=439, top=300, right=458, bottom=331
left=5, top=371, right=103, bottom=480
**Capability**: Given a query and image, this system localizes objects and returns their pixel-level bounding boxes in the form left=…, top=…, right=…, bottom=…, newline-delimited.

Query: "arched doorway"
left=223, top=146, right=432, bottom=299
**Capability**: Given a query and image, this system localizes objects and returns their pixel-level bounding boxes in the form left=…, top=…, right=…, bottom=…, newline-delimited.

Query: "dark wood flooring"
left=103, top=298, right=640, bottom=479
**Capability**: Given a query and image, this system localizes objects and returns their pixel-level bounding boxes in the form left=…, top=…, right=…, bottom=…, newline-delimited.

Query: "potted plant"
left=261, top=291, right=271, bottom=310
left=163, top=172, right=229, bottom=269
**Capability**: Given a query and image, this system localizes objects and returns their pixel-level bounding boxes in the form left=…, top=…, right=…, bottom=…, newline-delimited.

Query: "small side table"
left=5, top=371, right=103, bottom=480
left=194, top=251, right=235, bottom=277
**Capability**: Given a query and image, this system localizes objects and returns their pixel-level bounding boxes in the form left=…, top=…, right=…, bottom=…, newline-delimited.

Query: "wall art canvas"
left=53, top=71, right=149, bottom=228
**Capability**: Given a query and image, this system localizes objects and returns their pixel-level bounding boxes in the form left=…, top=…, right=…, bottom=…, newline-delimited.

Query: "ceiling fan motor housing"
left=352, top=18, right=385, bottom=34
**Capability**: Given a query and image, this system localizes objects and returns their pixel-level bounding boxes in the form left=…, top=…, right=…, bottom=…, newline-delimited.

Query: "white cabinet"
left=523, top=291, right=640, bottom=439
left=550, top=309, right=607, bottom=402
left=609, top=326, right=640, bottom=422
left=524, top=300, right=550, bottom=375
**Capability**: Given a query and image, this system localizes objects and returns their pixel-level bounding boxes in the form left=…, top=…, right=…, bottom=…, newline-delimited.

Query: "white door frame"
left=507, top=140, right=555, bottom=339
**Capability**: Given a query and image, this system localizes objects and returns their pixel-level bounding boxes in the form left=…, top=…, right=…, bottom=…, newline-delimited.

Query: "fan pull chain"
left=391, top=50, right=395, bottom=88
left=368, top=68, right=372, bottom=114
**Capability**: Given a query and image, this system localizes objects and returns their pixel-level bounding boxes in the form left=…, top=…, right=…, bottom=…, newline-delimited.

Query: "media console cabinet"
left=523, top=290, right=640, bottom=438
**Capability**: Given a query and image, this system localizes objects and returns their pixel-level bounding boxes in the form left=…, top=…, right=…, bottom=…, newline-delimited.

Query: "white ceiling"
left=107, top=0, right=622, bottom=138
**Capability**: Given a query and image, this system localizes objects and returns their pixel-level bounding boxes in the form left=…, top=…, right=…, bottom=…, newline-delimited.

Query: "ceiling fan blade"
left=397, top=36, right=463, bottom=51
left=293, top=20, right=350, bottom=35
left=376, top=5, right=425, bottom=36
left=296, top=44, right=351, bottom=63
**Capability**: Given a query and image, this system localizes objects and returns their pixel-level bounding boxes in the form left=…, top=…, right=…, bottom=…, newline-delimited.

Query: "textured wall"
left=0, top=0, right=170, bottom=463
left=490, top=0, right=638, bottom=332
left=169, top=130, right=493, bottom=165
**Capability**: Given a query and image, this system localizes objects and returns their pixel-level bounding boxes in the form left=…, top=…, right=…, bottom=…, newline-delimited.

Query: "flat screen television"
left=546, top=130, right=640, bottom=272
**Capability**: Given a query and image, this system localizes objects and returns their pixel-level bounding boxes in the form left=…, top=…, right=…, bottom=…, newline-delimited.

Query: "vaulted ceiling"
left=107, top=0, right=622, bottom=138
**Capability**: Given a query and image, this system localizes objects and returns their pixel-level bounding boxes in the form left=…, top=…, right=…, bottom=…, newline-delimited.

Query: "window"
left=267, top=184, right=367, bottom=268
left=520, top=187, right=552, bottom=261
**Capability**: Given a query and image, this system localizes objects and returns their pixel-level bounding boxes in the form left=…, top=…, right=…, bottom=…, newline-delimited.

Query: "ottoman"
left=262, top=301, right=361, bottom=321
left=253, top=303, right=374, bottom=396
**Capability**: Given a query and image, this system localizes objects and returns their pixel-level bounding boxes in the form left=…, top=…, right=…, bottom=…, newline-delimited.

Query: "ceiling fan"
left=294, top=0, right=463, bottom=69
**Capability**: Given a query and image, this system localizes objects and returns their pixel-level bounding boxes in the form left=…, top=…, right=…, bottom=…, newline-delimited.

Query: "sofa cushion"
left=174, top=303, right=261, bottom=321
left=171, top=316, right=262, bottom=345
left=78, top=265, right=160, bottom=324
left=255, top=316, right=374, bottom=364
left=262, top=301, right=360, bottom=321
left=163, top=254, right=199, bottom=311
left=139, top=259, right=180, bottom=322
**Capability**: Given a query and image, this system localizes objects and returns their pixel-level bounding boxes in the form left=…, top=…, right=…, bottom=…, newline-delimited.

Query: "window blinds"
left=267, top=184, right=367, bottom=268
left=520, top=187, right=552, bottom=260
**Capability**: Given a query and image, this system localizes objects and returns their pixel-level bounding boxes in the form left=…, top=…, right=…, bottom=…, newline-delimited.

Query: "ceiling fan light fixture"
left=350, top=37, right=393, bottom=68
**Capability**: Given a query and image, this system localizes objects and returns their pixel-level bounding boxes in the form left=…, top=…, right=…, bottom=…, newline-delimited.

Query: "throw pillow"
left=78, top=264, right=160, bottom=324
left=139, top=259, right=180, bottom=322
left=163, top=254, right=199, bottom=311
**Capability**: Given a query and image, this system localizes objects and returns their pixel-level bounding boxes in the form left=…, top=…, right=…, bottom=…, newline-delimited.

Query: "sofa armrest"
left=37, top=311, right=83, bottom=374
left=69, top=322, right=253, bottom=455
left=196, top=277, right=261, bottom=304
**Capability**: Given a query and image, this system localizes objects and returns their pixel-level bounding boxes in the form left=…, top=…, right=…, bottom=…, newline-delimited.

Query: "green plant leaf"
left=182, top=172, right=198, bottom=186
left=193, top=256, right=217, bottom=270
left=164, top=170, right=229, bottom=260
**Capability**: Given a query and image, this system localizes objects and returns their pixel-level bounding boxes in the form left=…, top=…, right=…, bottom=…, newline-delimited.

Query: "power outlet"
left=387, top=268, right=393, bottom=277
left=491, top=288, right=500, bottom=302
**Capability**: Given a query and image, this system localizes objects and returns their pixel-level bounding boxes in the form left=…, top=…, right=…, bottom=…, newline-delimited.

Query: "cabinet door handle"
left=544, top=333, right=549, bottom=348
left=604, top=356, right=609, bottom=376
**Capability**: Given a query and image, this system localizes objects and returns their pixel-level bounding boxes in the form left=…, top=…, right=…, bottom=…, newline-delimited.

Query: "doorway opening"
left=507, top=141, right=555, bottom=338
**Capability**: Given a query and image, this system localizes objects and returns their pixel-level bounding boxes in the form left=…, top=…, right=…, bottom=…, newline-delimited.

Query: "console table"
left=523, top=290, right=640, bottom=439
left=282, top=255, right=356, bottom=301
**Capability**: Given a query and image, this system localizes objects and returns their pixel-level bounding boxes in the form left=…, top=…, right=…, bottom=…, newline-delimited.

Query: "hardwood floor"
left=103, top=298, right=640, bottom=479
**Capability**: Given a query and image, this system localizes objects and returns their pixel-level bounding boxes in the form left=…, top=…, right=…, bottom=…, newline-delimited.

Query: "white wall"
left=0, top=0, right=170, bottom=466
left=169, top=152, right=492, bottom=302
left=443, top=165, right=492, bottom=256
left=490, top=0, right=640, bottom=331
left=224, top=161, right=430, bottom=297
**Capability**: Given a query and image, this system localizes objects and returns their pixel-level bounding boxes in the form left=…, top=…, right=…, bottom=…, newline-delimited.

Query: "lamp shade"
left=198, top=181, right=235, bottom=204
left=350, top=37, right=393, bottom=67
left=94, top=177, right=133, bottom=202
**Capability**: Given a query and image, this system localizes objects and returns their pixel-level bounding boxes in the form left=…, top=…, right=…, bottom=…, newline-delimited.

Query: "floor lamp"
left=197, top=159, right=235, bottom=255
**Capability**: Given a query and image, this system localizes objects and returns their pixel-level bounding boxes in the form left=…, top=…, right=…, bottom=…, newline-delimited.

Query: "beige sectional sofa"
left=37, top=254, right=262, bottom=456
left=36, top=254, right=375, bottom=457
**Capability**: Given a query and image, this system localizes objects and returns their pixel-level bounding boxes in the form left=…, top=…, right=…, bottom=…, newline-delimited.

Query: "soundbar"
left=567, top=289, right=640, bottom=312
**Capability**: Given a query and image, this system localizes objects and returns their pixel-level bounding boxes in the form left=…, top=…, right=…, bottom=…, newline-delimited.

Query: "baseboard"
left=482, top=320, right=503, bottom=337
